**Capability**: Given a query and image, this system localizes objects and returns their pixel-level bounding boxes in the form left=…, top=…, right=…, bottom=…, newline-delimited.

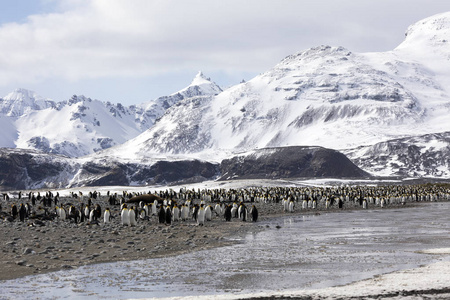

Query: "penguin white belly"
left=121, top=208, right=130, bottom=225
left=129, top=209, right=136, bottom=226
left=197, top=208, right=205, bottom=225
left=104, top=210, right=111, bottom=223
left=205, top=207, right=212, bottom=221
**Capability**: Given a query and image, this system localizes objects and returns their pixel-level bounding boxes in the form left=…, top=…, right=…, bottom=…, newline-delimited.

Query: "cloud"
left=0, top=0, right=448, bottom=95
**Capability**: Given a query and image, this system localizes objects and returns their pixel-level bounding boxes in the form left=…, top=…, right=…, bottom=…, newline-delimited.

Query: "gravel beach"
left=0, top=184, right=446, bottom=289
left=0, top=193, right=288, bottom=281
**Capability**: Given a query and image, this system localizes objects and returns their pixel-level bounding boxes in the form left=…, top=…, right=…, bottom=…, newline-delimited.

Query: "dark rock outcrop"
left=130, top=160, right=219, bottom=185
left=219, top=146, right=370, bottom=180
left=343, top=131, right=450, bottom=177
left=0, top=148, right=72, bottom=190
left=1, top=145, right=370, bottom=190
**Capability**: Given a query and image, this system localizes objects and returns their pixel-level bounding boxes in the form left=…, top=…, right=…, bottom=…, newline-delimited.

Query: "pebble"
left=16, top=260, right=26, bottom=266
left=23, top=248, right=33, bottom=255
left=61, top=265, right=74, bottom=269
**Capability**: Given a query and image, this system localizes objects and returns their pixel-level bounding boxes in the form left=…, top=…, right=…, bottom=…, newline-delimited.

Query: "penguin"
left=185, top=199, right=191, bottom=211
left=230, top=205, right=238, bottom=218
left=84, top=205, right=90, bottom=221
left=19, top=203, right=27, bottom=222
left=192, top=204, right=199, bottom=221
left=143, top=204, right=149, bottom=217
left=214, top=203, right=222, bottom=216
left=59, top=205, right=66, bottom=221
left=362, top=199, right=368, bottom=209
left=197, top=205, right=205, bottom=226
left=282, top=198, right=288, bottom=211
left=288, top=200, right=295, bottom=213
left=172, top=205, right=180, bottom=222
left=165, top=206, right=172, bottom=225
left=89, top=209, right=95, bottom=222
left=139, top=208, right=148, bottom=220
left=158, top=206, right=166, bottom=224
left=302, top=200, right=308, bottom=209
left=224, top=205, right=232, bottom=221
left=148, top=202, right=155, bottom=216
left=93, top=204, right=102, bottom=220
left=180, top=204, right=189, bottom=221
left=205, top=205, right=212, bottom=221
left=250, top=205, right=258, bottom=222
left=25, top=203, right=31, bottom=217
left=129, top=208, right=137, bottom=226
left=11, top=204, right=18, bottom=219
left=104, top=208, right=111, bottom=223
left=121, top=206, right=130, bottom=226
left=238, top=204, right=248, bottom=222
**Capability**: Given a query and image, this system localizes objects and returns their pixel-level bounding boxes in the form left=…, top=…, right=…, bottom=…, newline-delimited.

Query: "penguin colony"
left=1, top=184, right=450, bottom=227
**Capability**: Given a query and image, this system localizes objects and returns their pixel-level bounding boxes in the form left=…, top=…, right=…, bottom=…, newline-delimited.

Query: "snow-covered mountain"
left=2, top=12, right=450, bottom=189
left=0, top=72, right=222, bottom=157
left=137, top=71, right=222, bottom=130
left=0, top=88, right=56, bottom=117
left=343, top=132, right=450, bottom=178
left=104, top=13, right=450, bottom=159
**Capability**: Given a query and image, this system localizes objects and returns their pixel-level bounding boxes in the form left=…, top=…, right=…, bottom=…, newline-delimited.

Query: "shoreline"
left=0, top=198, right=422, bottom=282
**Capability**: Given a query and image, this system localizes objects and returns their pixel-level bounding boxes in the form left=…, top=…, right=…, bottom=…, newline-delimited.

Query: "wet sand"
left=0, top=197, right=291, bottom=281
left=0, top=196, right=426, bottom=283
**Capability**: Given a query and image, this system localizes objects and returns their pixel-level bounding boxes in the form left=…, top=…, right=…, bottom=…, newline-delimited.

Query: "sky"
left=0, top=0, right=449, bottom=106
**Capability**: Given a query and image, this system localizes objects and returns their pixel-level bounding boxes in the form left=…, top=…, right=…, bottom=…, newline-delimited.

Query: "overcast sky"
left=0, top=0, right=449, bottom=105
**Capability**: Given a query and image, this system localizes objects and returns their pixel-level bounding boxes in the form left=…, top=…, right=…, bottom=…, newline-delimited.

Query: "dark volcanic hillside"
left=0, top=146, right=369, bottom=190
left=219, top=146, right=370, bottom=180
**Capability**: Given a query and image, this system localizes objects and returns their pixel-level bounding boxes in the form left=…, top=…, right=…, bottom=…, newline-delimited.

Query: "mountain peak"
left=173, top=72, right=222, bottom=97
left=395, top=11, right=450, bottom=54
left=190, top=71, right=212, bottom=86
left=3, top=88, right=45, bottom=102
left=1, top=88, right=55, bottom=117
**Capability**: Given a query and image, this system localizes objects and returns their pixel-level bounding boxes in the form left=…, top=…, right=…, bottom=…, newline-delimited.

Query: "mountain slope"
left=219, top=146, right=370, bottom=180
left=343, top=132, right=450, bottom=178
left=107, top=13, right=450, bottom=160
left=0, top=88, right=56, bottom=117
left=95, top=12, right=450, bottom=180
left=2, top=12, right=450, bottom=188
left=0, top=72, right=222, bottom=157
left=0, top=145, right=368, bottom=190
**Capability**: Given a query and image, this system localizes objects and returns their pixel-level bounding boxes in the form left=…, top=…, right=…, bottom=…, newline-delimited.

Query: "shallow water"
left=1, top=202, right=450, bottom=300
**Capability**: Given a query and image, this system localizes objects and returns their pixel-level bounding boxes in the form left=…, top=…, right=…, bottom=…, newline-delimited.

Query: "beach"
left=1, top=186, right=450, bottom=299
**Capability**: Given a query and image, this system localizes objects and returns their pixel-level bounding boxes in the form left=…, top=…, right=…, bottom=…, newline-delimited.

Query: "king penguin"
left=104, top=208, right=111, bottom=223
left=250, top=205, right=258, bottom=222
left=121, top=206, right=130, bottom=226
left=129, top=207, right=137, bottom=226
left=197, top=205, right=205, bottom=226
